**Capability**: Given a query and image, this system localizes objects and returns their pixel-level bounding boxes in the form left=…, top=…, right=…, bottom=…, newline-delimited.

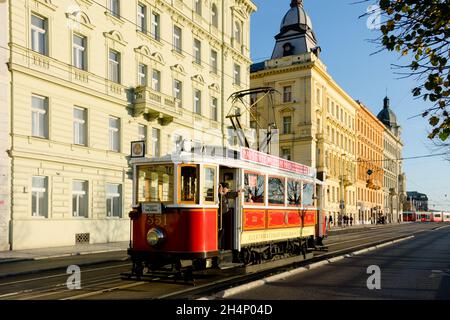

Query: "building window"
left=233, top=63, right=241, bottom=86
left=316, top=88, right=321, bottom=106
left=109, top=0, right=120, bottom=17
left=106, top=184, right=122, bottom=218
left=32, top=176, right=48, bottom=217
left=211, top=4, right=218, bottom=27
left=151, top=12, right=160, bottom=40
left=151, top=69, right=161, bottom=92
left=31, top=14, right=47, bottom=55
left=173, top=79, right=182, bottom=103
left=173, top=134, right=183, bottom=152
left=109, top=116, right=120, bottom=152
left=137, top=3, right=147, bottom=33
left=282, top=148, right=291, bottom=160
left=210, top=49, right=218, bottom=74
left=73, top=107, right=87, bottom=146
left=194, top=90, right=202, bottom=115
left=138, top=63, right=147, bottom=86
left=138, top=124, right=147, bottom=142
left=173, top=25, right=182, bottom=53
left=108, top=50, right=120, bottom=83
left=32, top=95, right=48, bottom=139
left=72, top=180, right=88, bottom=218
left=283, top=116, right=292, bottom=134
left=193, top=39, right=201, bottom=65
left=194, top=0, right=202, bottom=16
left=152, top=128, right=160, bottom=157
left=234, top=21, right=241, bottom=43
left=73, top=34, right=87, bottom=70
left=211, top=97, right=218, bottom=121
left=283, top=86, right=292, bottom=103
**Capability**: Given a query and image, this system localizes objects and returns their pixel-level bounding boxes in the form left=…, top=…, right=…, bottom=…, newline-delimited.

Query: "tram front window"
left=180, top=165, right=199, bottom=203
left=203, top=166, right=216, bottom=203
left=287, top=179, right=301, bottom=206
left=244, top=172, right=265, bottom=204
left=137, top=165, right=174, bottom=203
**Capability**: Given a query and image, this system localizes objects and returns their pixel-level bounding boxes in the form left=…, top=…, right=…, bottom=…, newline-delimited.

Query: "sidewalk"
left=327, top=222, right=409, bottom=236
left=0, top=241, right=129, bottom=264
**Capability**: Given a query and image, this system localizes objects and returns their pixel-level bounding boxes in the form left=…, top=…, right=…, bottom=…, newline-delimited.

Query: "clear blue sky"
left=250, top=0, right=450, bottom=211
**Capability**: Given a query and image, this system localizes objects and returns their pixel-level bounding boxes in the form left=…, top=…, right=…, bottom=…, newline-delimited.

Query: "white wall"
left=0, top=0, right=11, bottom=250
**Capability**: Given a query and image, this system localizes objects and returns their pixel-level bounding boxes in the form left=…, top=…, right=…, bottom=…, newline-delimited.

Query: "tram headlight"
left=146, top=228, right=165, bottom=247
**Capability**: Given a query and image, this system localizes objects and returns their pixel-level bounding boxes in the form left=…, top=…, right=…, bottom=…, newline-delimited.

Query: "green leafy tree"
left=371, top=0, right=450, bottom=141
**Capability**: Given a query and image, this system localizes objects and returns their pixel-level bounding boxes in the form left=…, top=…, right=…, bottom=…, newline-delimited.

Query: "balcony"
left=133, top=86, right=182, bottom=125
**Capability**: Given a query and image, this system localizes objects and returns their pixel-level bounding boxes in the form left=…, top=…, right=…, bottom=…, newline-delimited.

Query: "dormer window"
left=283, top=42, right=294, bottom=56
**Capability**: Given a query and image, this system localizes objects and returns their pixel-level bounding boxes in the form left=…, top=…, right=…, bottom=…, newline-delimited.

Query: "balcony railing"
left=133, top=86, right=182, bottom=124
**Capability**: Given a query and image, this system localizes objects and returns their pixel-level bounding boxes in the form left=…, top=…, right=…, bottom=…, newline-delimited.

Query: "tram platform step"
left=218, top=250, right=235, bottom=266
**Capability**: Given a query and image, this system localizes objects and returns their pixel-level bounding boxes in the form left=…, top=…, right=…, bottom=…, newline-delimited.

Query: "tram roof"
left=131, top=146, right=323, bottom=184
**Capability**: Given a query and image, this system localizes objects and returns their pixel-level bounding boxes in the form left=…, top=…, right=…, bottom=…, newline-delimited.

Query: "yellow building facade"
left=250, top=1, right=358, bottom=226
left=2, top=0, right=256, bottom=250
left=0, top=0, right=11, bottom=250
left=356, top=102, right=385, bottom=223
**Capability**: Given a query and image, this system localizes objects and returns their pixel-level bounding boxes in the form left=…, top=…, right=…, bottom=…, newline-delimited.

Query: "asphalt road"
left=0, top=223, right=446, bottom=300
left=228, top=224, right=450, bottom=300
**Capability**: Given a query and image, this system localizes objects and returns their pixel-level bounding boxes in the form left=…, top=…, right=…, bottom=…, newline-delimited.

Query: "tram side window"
left=302, top=183, right=314, bottom=207
left=180, top=165, right=199, bottom=203
left=287, top=179, right=302, bottom=206
left=203, top=166, right=216, bottom=203
left=268, top=176, right=285, bottom=205
left=244, top=172, right=265, bottom=204
left=137, top=165, right=174, bottom=203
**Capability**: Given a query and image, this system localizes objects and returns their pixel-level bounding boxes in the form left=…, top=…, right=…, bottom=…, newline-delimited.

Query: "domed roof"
left=280, top=0, right=313, bottom=32
left=377, top=96, right=398, bottom=129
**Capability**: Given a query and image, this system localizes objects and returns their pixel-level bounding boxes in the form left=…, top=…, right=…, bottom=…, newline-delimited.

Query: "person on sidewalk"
left=350, top=216, right=353, bottom=226
left=329, top=215, right=333, bottom=229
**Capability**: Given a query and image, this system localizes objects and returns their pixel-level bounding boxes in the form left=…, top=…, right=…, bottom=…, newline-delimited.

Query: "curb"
left=0, top=248, right=128, bottom=265
left=0, top=255, right=130, bottom=280
left=200, top=235, right=415, bottom=300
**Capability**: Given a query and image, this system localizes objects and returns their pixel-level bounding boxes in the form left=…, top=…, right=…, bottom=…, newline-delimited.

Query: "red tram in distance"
left=402, top=212, right=416, bottom=222
left=444, top=212, right=450, bottom=222
left=127, top=145, right=324, bottom=277
left=416, top=212, right=431, bottom=222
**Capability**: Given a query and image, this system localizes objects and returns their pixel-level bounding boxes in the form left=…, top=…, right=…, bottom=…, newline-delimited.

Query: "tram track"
left=0, top=223, right=447, bottom=300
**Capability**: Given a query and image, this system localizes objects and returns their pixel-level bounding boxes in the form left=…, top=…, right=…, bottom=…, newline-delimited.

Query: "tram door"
left=219, top=167, right=239, bottom=251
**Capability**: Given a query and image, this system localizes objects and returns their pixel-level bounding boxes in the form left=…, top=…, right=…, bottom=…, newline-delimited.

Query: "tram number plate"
left=142, top=203, right=162, bottom=214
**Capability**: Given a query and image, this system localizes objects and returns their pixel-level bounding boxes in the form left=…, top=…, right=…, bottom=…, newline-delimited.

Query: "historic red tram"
left=127, top=145, right=323, bottom=277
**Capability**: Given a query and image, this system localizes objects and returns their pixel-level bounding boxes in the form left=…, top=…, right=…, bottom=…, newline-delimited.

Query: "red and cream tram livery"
left=443, top=212, right=450, bottom=222
left=431, top=212, right=443, bottom=222
left=127, top=146, right=323, bottom=275
left=402, top=212, right=416, bottom=222
left=417, top=212, right=431, bottom=222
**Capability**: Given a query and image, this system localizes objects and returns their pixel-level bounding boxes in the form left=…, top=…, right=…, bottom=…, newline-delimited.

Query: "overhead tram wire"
left=354, top=152, right=449, bottom=163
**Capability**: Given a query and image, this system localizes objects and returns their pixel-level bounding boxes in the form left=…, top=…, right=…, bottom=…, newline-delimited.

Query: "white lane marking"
left=60, top=281, right=146, bottom=300
left=0, top=292, right=22, bottom=298
left=0, top=263, right=130, bottom=287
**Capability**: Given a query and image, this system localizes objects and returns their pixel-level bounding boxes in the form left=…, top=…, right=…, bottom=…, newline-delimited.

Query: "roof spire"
left=384, top=96, right=390, bottom=109
left=290, top=0, right=304, bottom=8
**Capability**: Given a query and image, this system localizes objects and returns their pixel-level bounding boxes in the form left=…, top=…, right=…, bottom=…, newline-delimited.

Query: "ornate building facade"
left=356, top=101, right=385, bottom=224
left=250, top=0, right=358, bottom=226
left=377, top=97, right=405, bottom=223
left=2, top=0, right=256, bottom=250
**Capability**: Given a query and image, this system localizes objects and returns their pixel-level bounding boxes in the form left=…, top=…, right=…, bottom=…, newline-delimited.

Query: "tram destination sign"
left=240, top=147, right=312, bottom=176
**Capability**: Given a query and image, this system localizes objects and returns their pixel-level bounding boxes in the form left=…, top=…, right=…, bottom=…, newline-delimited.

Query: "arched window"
left=234, top=21, right=241, bottom=43
left=211, top=4, right=218, bottom=27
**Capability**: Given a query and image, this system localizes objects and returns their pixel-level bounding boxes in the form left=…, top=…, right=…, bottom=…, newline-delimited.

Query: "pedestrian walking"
left=329, top=215, right=333, bottom=228
left=350, top=216, right=353, bottom=226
